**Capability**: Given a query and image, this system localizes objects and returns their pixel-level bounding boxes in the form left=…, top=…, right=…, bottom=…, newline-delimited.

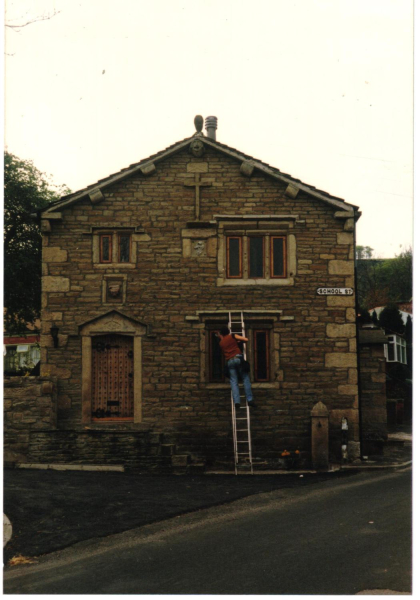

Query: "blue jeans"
left=227, top=355, right=253, bottom=405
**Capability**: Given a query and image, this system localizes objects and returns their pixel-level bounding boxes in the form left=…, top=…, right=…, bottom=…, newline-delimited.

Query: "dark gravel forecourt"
left=3, top=468, right=358, bottom=564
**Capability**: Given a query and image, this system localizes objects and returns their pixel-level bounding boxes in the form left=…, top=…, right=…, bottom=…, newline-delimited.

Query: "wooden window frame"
left=270, top=236, right=287, bottom=279
left=248, top=235, right=265, bottom=279
left=100, top=234, right=112, bottom=264
left=227, top=236, right=243, bottom=279
left=118, top=233, right=131, bottom=263
left=208, top=328, right=226, bottom=382
left=253, top=329, right=270, bottom=382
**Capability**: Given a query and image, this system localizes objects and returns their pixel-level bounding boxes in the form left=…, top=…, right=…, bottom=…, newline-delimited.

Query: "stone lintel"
left=140, top=162, right=156, bottom=175
left=240, top=161, right=255, bottom=177
left=214, top=214, right=299, bottom=221
left=132, top=233, right=151, bottom=242
left=181, top=228, right=217, bottom=239
left=284, top=183, right=299, bottom=199
left=89, top=188, right=104, bottom=204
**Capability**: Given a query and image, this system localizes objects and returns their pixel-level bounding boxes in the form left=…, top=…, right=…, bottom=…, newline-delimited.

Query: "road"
left=4, top=468, right=411, bottom=594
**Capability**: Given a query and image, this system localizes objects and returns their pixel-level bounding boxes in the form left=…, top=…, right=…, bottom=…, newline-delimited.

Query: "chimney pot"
left=205, top=116, right=218, bottom=141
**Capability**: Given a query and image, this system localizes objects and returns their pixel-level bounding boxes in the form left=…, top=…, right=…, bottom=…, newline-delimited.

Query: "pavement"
left=3, top=425, right=411, bottom=568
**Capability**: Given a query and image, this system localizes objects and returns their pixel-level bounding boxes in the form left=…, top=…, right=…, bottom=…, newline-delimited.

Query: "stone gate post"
left=311, top=401, right=329, bottom=471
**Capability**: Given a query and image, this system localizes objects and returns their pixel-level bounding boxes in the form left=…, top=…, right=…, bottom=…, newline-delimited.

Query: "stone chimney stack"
left=205, top=116, right=218, bottom=141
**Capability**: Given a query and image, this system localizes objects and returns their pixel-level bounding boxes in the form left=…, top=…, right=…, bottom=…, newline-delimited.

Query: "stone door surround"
left=78, top=310, right=147, bottom=424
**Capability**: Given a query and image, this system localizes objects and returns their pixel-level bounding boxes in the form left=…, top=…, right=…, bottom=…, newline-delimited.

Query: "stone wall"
left=27, top=430, right=176, bottom=472
left=3, top=377, right=57, bottom=463
left=358, top=330, right=388, bottom=455
left=39, top=143, right=360, bottom=465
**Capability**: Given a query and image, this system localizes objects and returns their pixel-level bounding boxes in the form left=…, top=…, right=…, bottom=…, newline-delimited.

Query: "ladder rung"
left=237, top=429, right=248, bottom=432
left=237, top=452, right=250, bottom=455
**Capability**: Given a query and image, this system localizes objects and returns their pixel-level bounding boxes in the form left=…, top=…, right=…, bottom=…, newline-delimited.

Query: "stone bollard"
left=311, top=401, right=329, bottom=471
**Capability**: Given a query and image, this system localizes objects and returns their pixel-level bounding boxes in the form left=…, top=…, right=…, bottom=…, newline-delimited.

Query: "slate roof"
left=41, top=134, right=360, bottom=216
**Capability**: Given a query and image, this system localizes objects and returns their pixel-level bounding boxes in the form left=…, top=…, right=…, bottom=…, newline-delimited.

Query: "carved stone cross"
left=183, top=174, right=212, bottom=220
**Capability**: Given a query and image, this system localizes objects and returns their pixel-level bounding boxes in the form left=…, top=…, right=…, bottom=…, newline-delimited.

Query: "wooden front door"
left=91, top=334, right=134, bottom=420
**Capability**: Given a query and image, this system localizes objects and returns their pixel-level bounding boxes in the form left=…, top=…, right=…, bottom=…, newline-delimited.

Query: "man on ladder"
left=218, top=326, right=256, bottom=410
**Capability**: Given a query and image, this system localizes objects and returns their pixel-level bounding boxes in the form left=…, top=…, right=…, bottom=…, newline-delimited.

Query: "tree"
left=378, top=303, right=405, bottom=334
left=356, top=247, right=412, bottom=310
left=4, top=152, right=69, bottom=333
left=356, top=245, right=374, bottom=260
left=377, top=248, right=412, bottom=304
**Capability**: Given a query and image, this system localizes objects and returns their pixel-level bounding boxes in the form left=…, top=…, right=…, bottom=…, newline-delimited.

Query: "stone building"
left=33, top=116, right=362, bottom=470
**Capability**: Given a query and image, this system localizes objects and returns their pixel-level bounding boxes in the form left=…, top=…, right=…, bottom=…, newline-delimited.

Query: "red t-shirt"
left=219, top=334, right=241, bottom=361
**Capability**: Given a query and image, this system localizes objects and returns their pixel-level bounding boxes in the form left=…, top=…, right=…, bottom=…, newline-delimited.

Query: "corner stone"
left=325, top=353, right=357, bottom=368
left=42, top=277, right=70, bottom=292
left=328, top=260, right=354, bottom=275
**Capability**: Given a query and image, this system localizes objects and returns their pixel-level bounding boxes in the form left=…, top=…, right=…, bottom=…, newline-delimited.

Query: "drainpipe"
left=354, top=214, right=364, bottom=459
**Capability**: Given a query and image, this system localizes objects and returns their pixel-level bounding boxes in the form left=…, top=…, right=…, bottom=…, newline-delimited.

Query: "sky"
left=4, top=0, right=414, bottom=258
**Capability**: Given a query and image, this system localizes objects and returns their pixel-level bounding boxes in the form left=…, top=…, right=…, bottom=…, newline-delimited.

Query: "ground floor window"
left=91, top=334, right=134, bottom=420
left=207, top=323, right=271, bottom=383
left=4, top=344, right=40, bottom=375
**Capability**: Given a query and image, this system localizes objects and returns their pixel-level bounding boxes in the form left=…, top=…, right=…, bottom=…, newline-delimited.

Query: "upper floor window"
left=385, top=335, right=407, bottom=364
left=100, top=233, right=131, bottom=264
left=227, top=235, right=286, bottom=280
left=215, top=217, right=296, bottom=287
left=93, top=229, right=136, bottom=267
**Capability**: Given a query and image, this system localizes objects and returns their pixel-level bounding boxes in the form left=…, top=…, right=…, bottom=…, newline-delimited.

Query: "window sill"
left=94, top=263, right=136, bottom=269
left=203, top=382, right=280, bottom=389
left=217, top=277, right=294, bottom=287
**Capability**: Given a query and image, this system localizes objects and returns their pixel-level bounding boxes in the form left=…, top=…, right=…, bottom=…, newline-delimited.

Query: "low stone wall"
left=27, top=430, right=174, bottom=472
left=4, top=376, right=57, bottom=463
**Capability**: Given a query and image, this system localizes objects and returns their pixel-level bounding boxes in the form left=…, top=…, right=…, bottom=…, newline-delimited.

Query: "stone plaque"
left=191, top=240, right=206, bottom=257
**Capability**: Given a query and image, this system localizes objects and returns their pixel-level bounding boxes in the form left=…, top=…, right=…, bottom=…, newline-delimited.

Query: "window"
left=385, top=335, right=407, bottom=364
left=100, top=233, right=131, bottom=264
left=100, top=235, right=112, bottom=263
left=207, top=325, right=271, bottom=383
left=209, top=329, right=225, bottom=382
left=118, top=234, right=131, bottom=263
left=94, top=230, right=135, bottom=266
left=226, top=235, right=286, bottom=280
left=253, top=330, right=270, bottom=381
left=4, top=344, right=40, bottom=375
left=227, top=237, right=242, bottom=278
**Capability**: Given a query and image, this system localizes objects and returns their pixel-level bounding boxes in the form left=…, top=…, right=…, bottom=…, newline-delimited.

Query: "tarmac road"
left=4, top=467, right=412, bottom=594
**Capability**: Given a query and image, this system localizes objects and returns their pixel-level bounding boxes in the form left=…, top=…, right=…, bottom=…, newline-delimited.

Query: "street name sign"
left=316, top=288, right=354, bottom=296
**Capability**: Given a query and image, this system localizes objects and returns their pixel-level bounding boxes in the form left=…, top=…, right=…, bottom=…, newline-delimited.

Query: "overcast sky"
left=4, top=0, right=414, bottom=258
